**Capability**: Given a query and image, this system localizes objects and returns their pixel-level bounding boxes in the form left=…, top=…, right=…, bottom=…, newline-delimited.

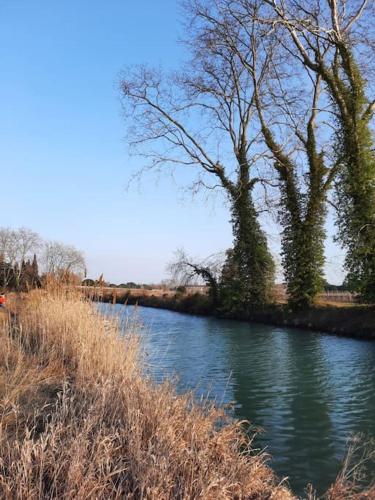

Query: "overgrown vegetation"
left=253, top=69, right=330, bottom=309
left=0, top=290, right=294, bottom=499
left=333, top=54, right=375, bottom=302
left=1, top=291, right=374, bottom=497
left=220, top=189, right=275, bottom=312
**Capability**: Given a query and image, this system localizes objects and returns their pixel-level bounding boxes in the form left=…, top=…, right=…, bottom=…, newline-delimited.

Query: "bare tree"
left=253, top=70, right=337, bottom=307
left=243, top=4, right=339, bottom=307
left=167, top=248, right=224, bottom=306
left=173, top=0, right=333, bottom=308
left=120, top=1, right=276, bottom=309
left=194, top=0, right=374, bottom=306
left=0, top=227, right=41, bottom=289
left=42, top=241, right=86, bottom=279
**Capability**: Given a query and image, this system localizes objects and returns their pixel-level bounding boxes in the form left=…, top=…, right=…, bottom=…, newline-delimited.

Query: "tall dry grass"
left=0, top=291, right=374, bottom=499
left=0, top=291, right=293, bottom=499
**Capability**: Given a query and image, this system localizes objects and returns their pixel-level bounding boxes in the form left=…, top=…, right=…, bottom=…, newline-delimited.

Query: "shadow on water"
left=99, top=303, right=375, bottom=496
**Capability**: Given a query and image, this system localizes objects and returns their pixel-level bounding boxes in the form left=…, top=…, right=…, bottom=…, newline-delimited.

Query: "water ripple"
left=99, top=304, right=375, bottom=496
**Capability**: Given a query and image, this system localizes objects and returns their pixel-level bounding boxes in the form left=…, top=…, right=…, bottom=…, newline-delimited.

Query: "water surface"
left=99, top=304, right=375, bottom=495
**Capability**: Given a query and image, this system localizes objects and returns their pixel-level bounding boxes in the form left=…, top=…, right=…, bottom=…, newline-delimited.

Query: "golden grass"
left=0, top=290, right=373, bottom=499
left=0, top=291, right=294, bottom=499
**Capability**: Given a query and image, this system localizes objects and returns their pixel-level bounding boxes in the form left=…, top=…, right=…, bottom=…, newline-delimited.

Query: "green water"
left=100, top=304, right=375, bottom=495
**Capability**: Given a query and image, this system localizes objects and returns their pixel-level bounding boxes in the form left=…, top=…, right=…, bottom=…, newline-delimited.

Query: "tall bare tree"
left=253, top=72, right=339, bottom=308
left=120, top=3, right=275, bottom=310
left=183, top=0, right=339, bottom=308
left=262, top=0, right=375, bottom=301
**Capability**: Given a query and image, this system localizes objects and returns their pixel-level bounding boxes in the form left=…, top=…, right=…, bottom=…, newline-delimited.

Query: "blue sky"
left=0, top=1, right=345, bottom=284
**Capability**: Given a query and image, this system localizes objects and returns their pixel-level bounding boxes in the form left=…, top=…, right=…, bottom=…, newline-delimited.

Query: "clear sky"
left=0, top=1, right=345, bottom=284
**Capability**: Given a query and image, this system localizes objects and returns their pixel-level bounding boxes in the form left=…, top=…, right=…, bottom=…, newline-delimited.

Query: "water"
left=99, top=303, right=375, bottom=495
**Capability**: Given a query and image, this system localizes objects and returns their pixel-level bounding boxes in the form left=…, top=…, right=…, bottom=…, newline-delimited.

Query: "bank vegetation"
left=0, top=290, right=373, bottom=498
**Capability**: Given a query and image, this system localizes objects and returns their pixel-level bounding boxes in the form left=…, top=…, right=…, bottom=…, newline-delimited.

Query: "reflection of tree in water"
left=318, top=339, right=375, bottom=488
left=277, top=334, right=336, bottom=494
left=220, top=326, right=337, bottom=494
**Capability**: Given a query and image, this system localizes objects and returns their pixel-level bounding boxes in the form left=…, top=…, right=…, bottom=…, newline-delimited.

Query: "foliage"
left=333, top=55, right=375, bottom=302
left=278, top=179, right=326, bottom=310
left=220, top=192, right=275, bottom=313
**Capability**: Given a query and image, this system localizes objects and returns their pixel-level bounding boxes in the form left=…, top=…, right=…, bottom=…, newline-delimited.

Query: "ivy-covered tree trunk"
left=279, top=190, right=326, bottom=310
left=255, top=86, right=329, bottom=310
left=332, top=52, right=375, bottom=302
left=220, top=168, right=275, bottom=313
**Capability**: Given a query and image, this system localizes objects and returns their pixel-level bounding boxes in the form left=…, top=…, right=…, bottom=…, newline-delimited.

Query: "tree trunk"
left=332, top=51, right=375, bottom=302
left=278, top=157, right=326, bottom=310
left=222, top=177, right=275, bottom=312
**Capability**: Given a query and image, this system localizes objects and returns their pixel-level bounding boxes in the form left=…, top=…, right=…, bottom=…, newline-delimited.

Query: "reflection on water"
left=99, top=303, right=375, bottom=495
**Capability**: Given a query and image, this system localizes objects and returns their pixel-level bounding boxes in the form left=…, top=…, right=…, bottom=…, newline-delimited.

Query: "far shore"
left=83, top=286, right=375, bottom=340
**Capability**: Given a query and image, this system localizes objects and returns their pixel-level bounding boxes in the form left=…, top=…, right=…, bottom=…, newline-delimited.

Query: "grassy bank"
left=0, top=291, right=293, bottom=499
left=95, top=288, right=375, bottom=339
left=2, top=291, right=373, bottom=498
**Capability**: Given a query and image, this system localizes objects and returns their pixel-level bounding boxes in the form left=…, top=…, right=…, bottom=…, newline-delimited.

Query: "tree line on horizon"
left=121, top=0, right=375, bottom=312
left=81, top=279, right=162, bottom=290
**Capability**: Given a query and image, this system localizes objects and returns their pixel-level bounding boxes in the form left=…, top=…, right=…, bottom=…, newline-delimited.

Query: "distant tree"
left=125, top=282, right=138, bottom=289
left=29, top=254, right=41, bottom=289
left=19, top=255, right=41, bottom=291
left=31, top=253, right=38, bottom=276
left=0, top=227, right=41, bottom=290
left=42, top=241, right=86, bottom=279
left=167, top=249, right=224, bottom=308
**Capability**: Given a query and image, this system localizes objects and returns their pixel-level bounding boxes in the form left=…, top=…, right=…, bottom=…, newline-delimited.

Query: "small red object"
left=0, top=295, right=6, bottom=305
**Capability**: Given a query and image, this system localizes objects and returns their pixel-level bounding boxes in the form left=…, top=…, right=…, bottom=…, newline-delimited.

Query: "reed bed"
left=0, top=291, right=293, bottom=499
left=0, top=291, right=373, bottom=499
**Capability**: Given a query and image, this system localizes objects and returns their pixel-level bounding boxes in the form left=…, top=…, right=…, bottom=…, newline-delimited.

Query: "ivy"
left=220, top=187, right=275, bottom=313
left=333, top=51, right=375, bottom=302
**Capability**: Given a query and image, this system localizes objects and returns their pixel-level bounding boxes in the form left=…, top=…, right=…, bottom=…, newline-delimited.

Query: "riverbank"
left=0, top=290, right=294, bottom=499
left=93, top=288, right=375, bottom=339
left=2, top=290, right=374, bottom=498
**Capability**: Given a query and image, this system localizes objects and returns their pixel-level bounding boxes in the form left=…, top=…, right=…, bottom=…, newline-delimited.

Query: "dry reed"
left=0, top=290, right=293, bottom=499
left=0, top=290, right=373, bottom=499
